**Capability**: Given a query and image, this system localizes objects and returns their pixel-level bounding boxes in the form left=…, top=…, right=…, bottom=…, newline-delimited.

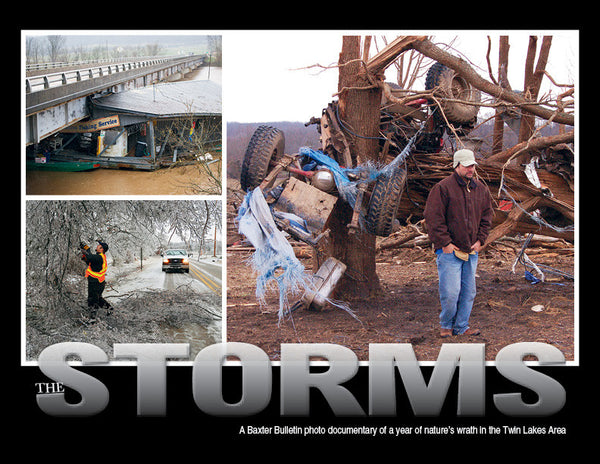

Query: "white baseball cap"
left=453, top=149, right=478, bottom=168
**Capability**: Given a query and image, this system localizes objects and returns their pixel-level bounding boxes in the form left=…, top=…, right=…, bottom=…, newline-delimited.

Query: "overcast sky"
left=223, top=30, right=578, bottom=123
left=23, top=29, right=578, bottom=124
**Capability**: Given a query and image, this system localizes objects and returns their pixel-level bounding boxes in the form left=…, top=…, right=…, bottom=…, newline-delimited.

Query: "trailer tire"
left=425, top=62, right=480, bottom=124
left=365, top=167, right=407, bottom=237
left=240, top=125, right=285, bottom=192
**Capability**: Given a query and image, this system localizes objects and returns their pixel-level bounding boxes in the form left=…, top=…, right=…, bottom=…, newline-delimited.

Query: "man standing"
left=424, top=149, right=493, bottom=338
left=80, top=240, right=113, bottom=322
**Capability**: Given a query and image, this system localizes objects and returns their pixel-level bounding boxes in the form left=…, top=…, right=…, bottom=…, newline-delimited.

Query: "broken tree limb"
left=483, top=196, right=543, bottom=248
left=377, top=229, right=422, bottom=252
left=397, top=236, right=431, bottom=248
left=478, top=157, right=574, bottom=207
left=376, top=220, right=426, bottom=251
left=383, top=142, right=574, bottom=246
left=366, top=35, right=428, bottom=76
left=485, top=130, right=574, bottom=164
left=409, top=38, right=574, bottom=127
left=482, top=189, right=574, bottom=250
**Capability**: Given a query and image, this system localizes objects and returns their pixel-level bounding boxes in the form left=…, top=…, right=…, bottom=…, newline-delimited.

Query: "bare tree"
left=26, top=36, right=43, bottom=65
left=207, top=35, right=222, bottom=65
left=516, top=36, right=553, bottom=161
left=46, top=35, right=66, bottom=62
left=154, top=113, right=222, bottom=195
left=145, top=42, right=162, bottom=56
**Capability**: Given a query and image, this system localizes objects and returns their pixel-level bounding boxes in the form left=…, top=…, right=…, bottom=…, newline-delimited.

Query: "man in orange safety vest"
left=80, top=240, right=113, bottom=322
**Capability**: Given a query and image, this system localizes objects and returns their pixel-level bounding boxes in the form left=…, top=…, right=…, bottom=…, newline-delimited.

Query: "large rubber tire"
left=425, top=62, right=480, bottom=124
left=365, top=167, right=407, bottom=237
left=240, top=125, right=285, bottom=192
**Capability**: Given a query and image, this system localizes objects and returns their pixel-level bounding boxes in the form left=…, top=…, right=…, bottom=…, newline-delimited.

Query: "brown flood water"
left=26, top=163, right=221, bottom=196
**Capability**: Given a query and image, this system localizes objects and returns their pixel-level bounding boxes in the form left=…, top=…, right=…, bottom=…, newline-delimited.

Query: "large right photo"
left=224, top=31, right=577, bottom=363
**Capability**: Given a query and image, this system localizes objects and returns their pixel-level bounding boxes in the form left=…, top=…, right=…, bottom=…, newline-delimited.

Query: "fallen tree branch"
left=377, top=229, right=422, bottom=251
left=485, top=130, right=574, bottom=164
left=483, top=196, right=543, bottom=249
left=409, top=38, right=574, bottom=126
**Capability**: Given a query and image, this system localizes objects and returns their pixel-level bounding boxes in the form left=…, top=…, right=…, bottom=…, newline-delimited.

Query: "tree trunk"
left=492, top=36, right=510, bottom=154
left=518, top=36, right=553, bottom=157
left=323, top=36, right=382, bottom=299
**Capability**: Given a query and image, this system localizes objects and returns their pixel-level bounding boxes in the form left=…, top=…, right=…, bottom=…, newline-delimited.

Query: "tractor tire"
left=240, top=125, right=285, bottom=192
left=365, top=167, right=407, bottom=237
left=425, top=62, right=480, bottom=124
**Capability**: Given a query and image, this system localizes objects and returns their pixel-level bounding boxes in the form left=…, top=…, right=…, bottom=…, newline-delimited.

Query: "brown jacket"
left=424, top=171, right=493, bottom=252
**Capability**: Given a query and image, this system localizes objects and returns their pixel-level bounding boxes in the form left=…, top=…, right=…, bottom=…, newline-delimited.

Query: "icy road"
left=104, top=255, right=222, bottom=303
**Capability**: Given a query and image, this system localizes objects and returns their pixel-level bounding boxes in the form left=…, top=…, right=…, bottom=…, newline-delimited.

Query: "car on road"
left=161, top=249, right=190, bottom=273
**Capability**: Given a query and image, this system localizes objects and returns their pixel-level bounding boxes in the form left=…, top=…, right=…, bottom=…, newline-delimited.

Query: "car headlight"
left=163, top=258, right=170, bottom=264
left=182, top=258, right=189, bottom=265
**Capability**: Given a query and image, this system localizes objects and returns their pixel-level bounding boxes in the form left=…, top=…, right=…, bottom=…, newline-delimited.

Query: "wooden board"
left=274, top=177, right=338, bottom=232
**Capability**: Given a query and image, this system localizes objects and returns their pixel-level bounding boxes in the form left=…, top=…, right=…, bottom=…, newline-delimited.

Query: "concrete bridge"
left=25, top=54, right=205, bottom=146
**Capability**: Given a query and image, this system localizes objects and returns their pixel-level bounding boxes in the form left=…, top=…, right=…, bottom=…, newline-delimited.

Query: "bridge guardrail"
left=25, top=55, right=181, bottom=72
left=26, top=55, right=203, bottom=93
left=25, top=55, right=205, bottom=117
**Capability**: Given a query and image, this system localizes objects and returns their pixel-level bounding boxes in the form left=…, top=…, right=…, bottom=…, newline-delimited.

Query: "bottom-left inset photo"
left=24, top=199, right=222, bottom=363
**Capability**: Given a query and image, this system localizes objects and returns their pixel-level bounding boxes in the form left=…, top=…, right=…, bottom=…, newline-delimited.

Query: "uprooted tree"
left=319, top=35, right=574, bottom=300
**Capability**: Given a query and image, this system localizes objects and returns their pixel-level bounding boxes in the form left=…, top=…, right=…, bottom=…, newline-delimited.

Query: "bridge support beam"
left=26, top=96, right=88, bottom=145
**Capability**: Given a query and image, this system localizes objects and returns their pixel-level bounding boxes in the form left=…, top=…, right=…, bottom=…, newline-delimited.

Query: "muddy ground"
left=226, top=241, right=575, bottom=362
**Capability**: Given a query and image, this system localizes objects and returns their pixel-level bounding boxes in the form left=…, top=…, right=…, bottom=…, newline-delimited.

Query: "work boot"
left=457, top=327, right=480, bottom=336
left=439, top=328, right=453, bottom=338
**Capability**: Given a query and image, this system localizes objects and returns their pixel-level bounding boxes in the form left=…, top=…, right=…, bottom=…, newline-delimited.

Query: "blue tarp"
left=298, top=134, right=415, bottom=208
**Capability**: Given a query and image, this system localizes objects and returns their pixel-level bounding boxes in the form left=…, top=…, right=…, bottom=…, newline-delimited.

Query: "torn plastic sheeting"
left=298, top=133, right=415, bottom=210
left=272, top=210, right=309, bottom=234
left=237, top=187, right=310, bottom=321
left=237, top=187, right=359, bottom=323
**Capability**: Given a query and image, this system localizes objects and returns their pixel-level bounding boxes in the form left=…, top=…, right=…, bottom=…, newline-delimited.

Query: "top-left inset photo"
left=24, top=32, right=222, bottom=195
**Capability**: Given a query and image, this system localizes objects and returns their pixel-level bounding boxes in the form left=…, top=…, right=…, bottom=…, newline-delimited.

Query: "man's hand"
left=442, top=243, right=459, bottom=254
left=471, top=240, right=482, bottom=253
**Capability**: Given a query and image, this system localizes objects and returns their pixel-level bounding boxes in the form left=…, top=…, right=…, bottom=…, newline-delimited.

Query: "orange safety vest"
left=85, top=252, right=107, bottom=282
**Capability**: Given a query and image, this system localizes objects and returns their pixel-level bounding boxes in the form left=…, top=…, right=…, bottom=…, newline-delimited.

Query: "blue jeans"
left=435, top=249, right=478, bottom=335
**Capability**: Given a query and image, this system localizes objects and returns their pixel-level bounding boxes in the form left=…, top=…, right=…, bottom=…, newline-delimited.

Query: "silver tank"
left=311, top=168, right=336, bottom=192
